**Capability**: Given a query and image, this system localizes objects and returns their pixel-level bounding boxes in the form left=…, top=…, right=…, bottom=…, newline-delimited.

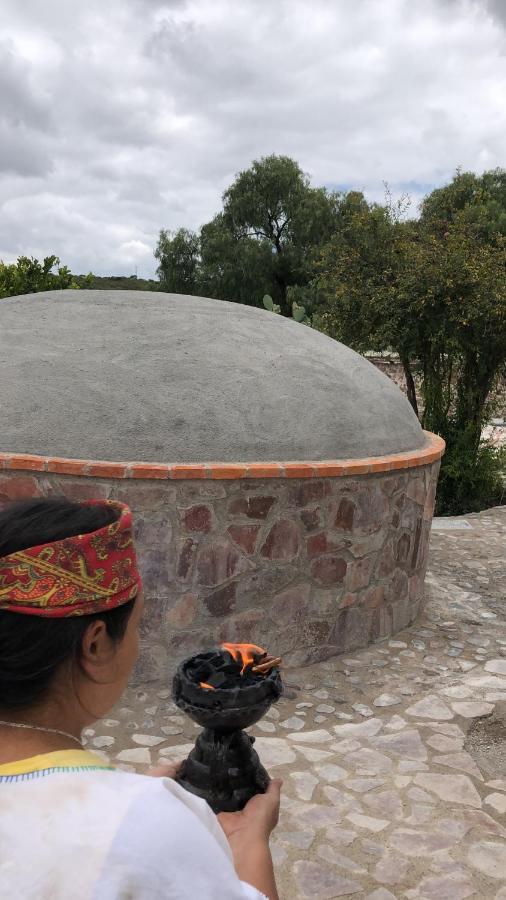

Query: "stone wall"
left=0, top=460, right=440, bottom=681
left=371, top=354, right=506, bottom=419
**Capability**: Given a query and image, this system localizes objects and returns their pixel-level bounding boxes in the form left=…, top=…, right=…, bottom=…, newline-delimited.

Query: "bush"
left=0, top=256, right=76, bottom=298
left=435, top=437, right=505, bottom=515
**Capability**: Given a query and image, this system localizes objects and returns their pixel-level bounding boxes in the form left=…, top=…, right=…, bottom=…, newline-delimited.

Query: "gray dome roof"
left=0, top=290, right=425, bottom=462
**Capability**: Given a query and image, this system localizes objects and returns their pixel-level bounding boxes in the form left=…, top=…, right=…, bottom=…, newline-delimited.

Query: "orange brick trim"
left=0, top=432, right=445, bottom=480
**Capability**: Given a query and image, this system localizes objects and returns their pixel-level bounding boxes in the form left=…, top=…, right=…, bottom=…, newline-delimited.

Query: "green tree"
left=154, top=228, right=200, bottom=294
left=420, top=168, right=506, bottom=242
left=198, top=214, right=273, bottom=307
left=154, top=156, right=340, bottom=312
left=0, top=255, right=76, bottom=299
left=317, top=192, right=506, bottom=514
left=222, top=155, right=338, bottom=315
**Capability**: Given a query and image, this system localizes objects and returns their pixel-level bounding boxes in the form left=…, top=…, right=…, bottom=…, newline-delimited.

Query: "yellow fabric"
left=0, top=749, right=112, bottom=776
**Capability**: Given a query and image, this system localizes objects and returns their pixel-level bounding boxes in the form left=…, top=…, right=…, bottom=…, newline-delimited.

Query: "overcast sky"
left=1, top=0, right=505, bottom=278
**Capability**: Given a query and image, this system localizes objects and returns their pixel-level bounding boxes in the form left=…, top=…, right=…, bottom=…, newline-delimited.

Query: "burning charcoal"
left=213, top=650, right=230, bottom=664
left=207, top=671, right=227, bottom=689
left=221, top=656, right=240, bottom=673
left=192, top=664, right=211, bottom=681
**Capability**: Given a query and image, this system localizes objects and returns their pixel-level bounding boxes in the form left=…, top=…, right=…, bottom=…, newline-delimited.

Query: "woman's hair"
left=0, top=498, right=136, bottom=711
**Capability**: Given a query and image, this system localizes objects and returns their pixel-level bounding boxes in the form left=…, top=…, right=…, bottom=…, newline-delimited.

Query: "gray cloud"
left=0, top=41, right=53, bottom=133
left=485, top=0, right=506, bottom=25
left=0, top=0, right=505, bottom=277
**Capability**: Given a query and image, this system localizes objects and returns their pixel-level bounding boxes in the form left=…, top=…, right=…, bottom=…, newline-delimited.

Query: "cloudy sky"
left=1, top=0, right=505, bottom=277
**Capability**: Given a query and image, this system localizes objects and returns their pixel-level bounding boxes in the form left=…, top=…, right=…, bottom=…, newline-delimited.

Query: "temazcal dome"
left=0, top=290, right=424, bottom=462
left=0, top=290, right=444, bottom=672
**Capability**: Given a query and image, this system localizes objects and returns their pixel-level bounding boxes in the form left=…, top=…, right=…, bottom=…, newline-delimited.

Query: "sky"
left=1, top=0, right=505, bottom=278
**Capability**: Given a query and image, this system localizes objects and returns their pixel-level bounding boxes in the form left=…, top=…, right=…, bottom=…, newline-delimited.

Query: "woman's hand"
left=218, top=779, right=282, bottom=847
left=146, top=761, right=182, bottom=778
left=218, top=780, right=282, bottom=900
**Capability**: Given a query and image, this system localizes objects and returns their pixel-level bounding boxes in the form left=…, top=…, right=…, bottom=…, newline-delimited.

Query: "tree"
left=0, top=255, right=76, bottom=299
left=198, top=214, right=273, bottom=307
left=317, top=196, right=423, bottom=411
left=420, top=168, right=506, bottom=243
left=222, top=155, right=338, bottom=315
left=154, top=155, right=340, bottom=313
left=317, top=191, right=506, bottom=514
left=154, top=228, right=200, bottom=295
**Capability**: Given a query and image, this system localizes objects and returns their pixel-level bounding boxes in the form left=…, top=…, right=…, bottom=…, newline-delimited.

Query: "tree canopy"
left=155, top=228, right=200, bottom=295
left=155, top=154, right=339, bottom=314
left=316, top=175, right=506, bottom=514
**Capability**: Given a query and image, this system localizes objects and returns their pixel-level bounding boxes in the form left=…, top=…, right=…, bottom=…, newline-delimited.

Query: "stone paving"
left=86, top=505, right=506, bottom=899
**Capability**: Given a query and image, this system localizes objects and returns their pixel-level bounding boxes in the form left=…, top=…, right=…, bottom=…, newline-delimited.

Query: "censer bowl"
left=171, top=649, right=283, bottom=813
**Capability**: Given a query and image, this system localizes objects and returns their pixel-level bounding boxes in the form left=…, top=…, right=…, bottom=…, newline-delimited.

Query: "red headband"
left=0, top=500, right=142, bottom=617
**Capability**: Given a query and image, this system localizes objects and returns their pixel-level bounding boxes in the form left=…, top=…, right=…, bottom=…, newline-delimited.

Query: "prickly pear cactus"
left=262, top=294, right=281, bottom=314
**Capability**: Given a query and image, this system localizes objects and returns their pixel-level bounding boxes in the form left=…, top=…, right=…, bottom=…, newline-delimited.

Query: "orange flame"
left=220, top=642, right=266, bottom=674
left=200, top=682, right=216, bottom=690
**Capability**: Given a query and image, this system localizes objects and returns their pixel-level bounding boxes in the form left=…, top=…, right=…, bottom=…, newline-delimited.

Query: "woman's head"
left=0, top=498, right=143, bottom=722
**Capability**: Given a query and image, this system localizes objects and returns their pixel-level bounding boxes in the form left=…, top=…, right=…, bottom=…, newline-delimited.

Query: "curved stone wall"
left=0, top=434, right=443, bottom=681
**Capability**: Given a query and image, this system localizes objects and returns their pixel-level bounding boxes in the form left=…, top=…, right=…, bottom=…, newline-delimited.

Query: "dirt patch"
left=465, top=703, right=506, bottom=779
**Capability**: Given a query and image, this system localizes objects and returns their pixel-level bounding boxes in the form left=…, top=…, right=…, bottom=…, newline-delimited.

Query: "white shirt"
left=0, top=764, right=266, bottom=899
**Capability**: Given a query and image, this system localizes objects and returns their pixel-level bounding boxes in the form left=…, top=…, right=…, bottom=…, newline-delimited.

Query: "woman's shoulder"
left=1, top=770, right=264, bottom=898
left=95, top=773, right=264, bottom=898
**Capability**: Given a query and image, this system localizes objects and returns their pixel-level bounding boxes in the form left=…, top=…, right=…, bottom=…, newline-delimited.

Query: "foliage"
left=317, top=172, right=506, bottom=515
left=436, top=435, right=505, bottom=516
left=75, top=272, right=95, bottom=289
left=221, top=155, right=339, bottom=314
left=155, top=228, right=200, bottom=294
left=1, top=259, right=160, bottom=299
left=0, top=255, right=76, bottom=299
left=198, top=214, right=273, bottom=307
left=154, top=155, right=339, bottom=313
left=262, top=292, right=311, bottom=324
left=420, top=168, right=506, bottom=242
left=72, top=273, right=159, bottom=291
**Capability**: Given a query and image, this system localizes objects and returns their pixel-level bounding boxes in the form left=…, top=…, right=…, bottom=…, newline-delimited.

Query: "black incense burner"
left=172, top=644, right=283, bottom=813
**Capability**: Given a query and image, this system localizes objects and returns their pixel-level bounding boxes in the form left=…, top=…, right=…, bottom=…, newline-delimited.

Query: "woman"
left=0, top=498, right=281, bottom=899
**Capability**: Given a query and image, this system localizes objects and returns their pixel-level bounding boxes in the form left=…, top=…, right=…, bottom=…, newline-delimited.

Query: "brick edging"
left=0, top=433, right=445, bottom=480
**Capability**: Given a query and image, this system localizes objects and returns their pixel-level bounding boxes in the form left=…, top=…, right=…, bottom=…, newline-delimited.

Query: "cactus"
left=292, top=302, right=307, bottom=323
left=263, top=293, right=311, bottom=325
left=263, top=294, right=281, bottom=314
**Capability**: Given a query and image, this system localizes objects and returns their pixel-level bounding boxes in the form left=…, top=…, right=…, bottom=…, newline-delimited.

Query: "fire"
left=200, top=682, right=216, bottom=690
left=220, top=642, right=266, bottom=674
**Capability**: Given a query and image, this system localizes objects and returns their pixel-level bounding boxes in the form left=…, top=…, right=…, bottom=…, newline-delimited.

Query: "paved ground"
left=86, top=506, right=506, bottom=899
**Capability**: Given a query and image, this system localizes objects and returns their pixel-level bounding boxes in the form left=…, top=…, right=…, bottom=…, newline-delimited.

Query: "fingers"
left=262, top=778, right=283, bottom=805
left=267, top=778, right=283, bottom=795
left=146, top=761, right=182, bottom=778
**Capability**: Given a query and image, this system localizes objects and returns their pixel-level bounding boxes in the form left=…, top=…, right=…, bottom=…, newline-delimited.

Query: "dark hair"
left=0, top=498, right=136, bottom=711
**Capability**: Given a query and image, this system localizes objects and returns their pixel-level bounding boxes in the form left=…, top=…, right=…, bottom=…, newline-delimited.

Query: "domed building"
left=0, top=290, right=444, bottom=678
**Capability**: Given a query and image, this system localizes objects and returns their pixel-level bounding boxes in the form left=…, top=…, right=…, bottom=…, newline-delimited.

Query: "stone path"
left=86, top=505, right=506, bottom=899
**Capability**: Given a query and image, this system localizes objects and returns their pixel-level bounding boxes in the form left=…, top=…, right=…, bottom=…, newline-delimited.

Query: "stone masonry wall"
left=0, top=460, right=440, bottom=682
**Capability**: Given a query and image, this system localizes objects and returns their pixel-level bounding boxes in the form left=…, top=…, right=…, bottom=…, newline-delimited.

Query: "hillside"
left=73, top=274, right=159, bottom=291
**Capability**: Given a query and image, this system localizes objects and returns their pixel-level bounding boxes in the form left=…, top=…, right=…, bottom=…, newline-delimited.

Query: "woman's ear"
left=80, top=620, right=114, bottom=671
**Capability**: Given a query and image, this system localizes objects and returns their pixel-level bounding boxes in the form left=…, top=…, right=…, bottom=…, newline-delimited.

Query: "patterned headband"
left=0, top=500, right=142, bottom=617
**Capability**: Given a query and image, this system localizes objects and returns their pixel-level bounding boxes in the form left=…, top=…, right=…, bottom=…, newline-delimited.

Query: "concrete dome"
left=0, top=290, right=425, bottom=462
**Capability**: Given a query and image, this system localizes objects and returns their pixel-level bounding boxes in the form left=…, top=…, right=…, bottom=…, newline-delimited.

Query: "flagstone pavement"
left=87, top=505, right=506, bottom=899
